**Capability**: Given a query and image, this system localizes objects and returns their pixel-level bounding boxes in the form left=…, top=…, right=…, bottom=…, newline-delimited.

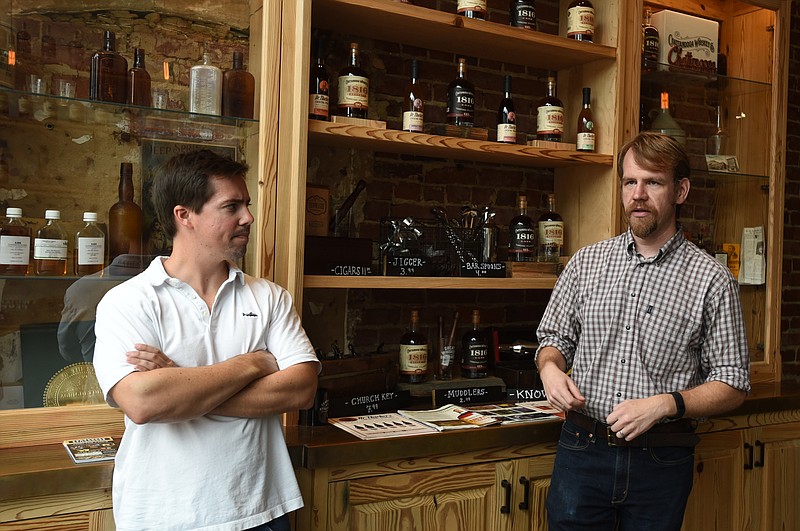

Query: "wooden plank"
left=302, top=275, right=557, bottom=290
left=0, top=492, right=111, bottom=526
left=0, top=405, right=124, bottom=450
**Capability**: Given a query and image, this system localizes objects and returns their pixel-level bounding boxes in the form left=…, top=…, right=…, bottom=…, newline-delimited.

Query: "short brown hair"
left=616, top=132, right=690, bottom=182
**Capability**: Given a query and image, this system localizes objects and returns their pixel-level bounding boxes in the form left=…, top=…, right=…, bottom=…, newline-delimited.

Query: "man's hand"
left=539, top=363, right=586, bottom=412
left=606, top=394, right=673, bottom=441
left=126, top=343, right=177, bottom=371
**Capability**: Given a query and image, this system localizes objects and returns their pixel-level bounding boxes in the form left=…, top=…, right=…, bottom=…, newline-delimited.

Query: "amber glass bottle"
left=337, top=43, right=369, bottom=119
left=566, top=0, right=595, bottom=42
left=537, top=194, right=564, bottom=263
left=90, top=30, right=128, bottom=103
left=127, top=48, right=152, bottom=107
left=109, top=163, right=143, bottom=262
left=399, top=309, right=429, bottom=383
left=536, top=74, right=564, bottom=142
left=222, top=51, right=255, bottom=119
left=75, top=212, right=106, bottom=276
left=0, top=207, right=31, bottom=276
left=457, top=0, right=487, bottom=19
left=34, top=210, right=68, bottom=276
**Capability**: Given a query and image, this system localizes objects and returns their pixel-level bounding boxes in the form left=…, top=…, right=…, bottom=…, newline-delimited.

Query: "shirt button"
left=616, top=392, right=622, bottom=397
left=620, top=359, right=626, bottom=364
left=625, top=325, right=630, bottom=330
left=630, top=292, right=636, bottom=297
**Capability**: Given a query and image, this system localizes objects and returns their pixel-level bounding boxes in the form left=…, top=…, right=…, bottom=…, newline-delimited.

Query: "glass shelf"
left=641, top=63, right=771, bottom=98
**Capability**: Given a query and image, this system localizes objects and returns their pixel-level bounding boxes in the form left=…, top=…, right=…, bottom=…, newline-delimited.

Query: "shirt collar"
left=144, top=256, right=246, bottom=286
left=624, top=224, right=685, bottom=264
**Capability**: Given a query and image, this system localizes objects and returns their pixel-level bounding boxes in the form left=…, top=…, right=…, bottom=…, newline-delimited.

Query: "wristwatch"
left=669, top=391, right=686, bottom=420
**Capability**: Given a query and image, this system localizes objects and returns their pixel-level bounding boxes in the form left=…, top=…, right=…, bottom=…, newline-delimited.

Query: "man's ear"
left=173, top=205, right=191, bottom=228
left=675, top=178, right=690, bottom=205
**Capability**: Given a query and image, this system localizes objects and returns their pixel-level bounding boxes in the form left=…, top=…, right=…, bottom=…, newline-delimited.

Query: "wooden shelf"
left=311, top=0, right=616, bottom=71
left=303, top=275, right=557, bottom=289
left=308, top=120, right=613, bottom=168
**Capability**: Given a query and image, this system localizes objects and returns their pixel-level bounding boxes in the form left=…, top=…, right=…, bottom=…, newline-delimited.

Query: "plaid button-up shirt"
left=536, top=227, right=750, bottom=422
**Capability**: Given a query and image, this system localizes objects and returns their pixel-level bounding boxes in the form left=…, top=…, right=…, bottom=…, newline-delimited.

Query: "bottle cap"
left=44, top=209, right=61, bottom=220
left=83, top=212, right=98, bottom=222
left=6, top=207, right=22, bottom=218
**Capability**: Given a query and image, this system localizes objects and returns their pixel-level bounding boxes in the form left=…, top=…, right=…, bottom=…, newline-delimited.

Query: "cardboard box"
left=652, top=9, right=718, bottom=74
left=305, top=184, right=330, bottom=237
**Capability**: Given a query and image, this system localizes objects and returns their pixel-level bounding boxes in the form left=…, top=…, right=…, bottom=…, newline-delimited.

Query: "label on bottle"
left=497, top=123, right=517, bottom=143
left=78, top=237, right=105, bottom=265
left=457, top=0, right=487, bottom=14
left=567, top=7, right=595, bottom=38
left=537, top=105, right=564, bottom=135
left=309, top=93, right=329, bottom=118
left=33, top=238, right=68, bottom=260
left=448, top=87, right=475, bottom=123
left=510, top=227, right=536, bottom=256
left=465, top=343, right=489, bottom=367
left=577, top=130, right=595, bottom=151
left=538, top=221, right=564, bottom=261
left=337, top=75, right=369, bottom=110
left=402, top=110, right=424, bottom=132
left=511, top=3, right=536, bottom=28
left=399, top=344, right=428, bottom=375
left=0, top=235, right=30, bottom=265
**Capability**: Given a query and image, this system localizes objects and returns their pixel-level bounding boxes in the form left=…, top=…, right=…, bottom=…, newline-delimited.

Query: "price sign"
left=384, top=255, right=432, bottom=276
left=433, top=385, right=505, bottom=407
left=506, top=388, right=548, bottom=401
left=460, top=262, right=506, bottom=278
left=329, top=390, right=410, bottom=417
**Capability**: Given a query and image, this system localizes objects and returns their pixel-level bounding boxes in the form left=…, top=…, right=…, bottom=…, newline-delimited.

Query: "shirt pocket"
left=639, top=303, right=702, bottom=380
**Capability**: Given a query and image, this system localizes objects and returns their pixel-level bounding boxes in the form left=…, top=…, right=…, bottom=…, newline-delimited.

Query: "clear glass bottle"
left=537, top=194, right=564, bottom=263
left=510, top=0, right=536, bottom=30
left=642, top=7, right=660, bottom=73
left=127, top=48, right=152, bottom=107
left=576, top=87, right=595, bottom=152
left=402, top=59, right=425, bottom=133
left=190, top=53, right=223, bottom=115
left=109, top=162, right=143, bottom=262
left=309, top=42, right=330, bottom=121
left=34, top=209, right=68, bottom=276
left=446, top=58, right=475, bottom=127
left=0, top=207, right=31, bottom=276
left=461, top=309, right=488, bottom=378
left=567, top=0, right=595, bottom=42
left=222, top=51, right=255, bottom=119
left=508, top=193, right=535, bottom=262
left=90, top=30, right=128, bottom=103
left=707, top=105, right=730, bottom=155
left=337, top=42, right=369, bottom=119
left=497, top=75, right=517, bottom=144
left=457, top=0, right=487, bottom=20
left=651, top=91, right=686, bottom=145
left=75, top=212, right=106, bottom=276
left=537, top=73, right=564, bottom=142
left=399, top=309, right=428, bottom=383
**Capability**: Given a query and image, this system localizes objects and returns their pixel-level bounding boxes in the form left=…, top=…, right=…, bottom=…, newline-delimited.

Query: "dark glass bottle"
left=536, top=74, right=564, bottom=142
left=457, top=0, right=487, bottom=20
left=337, top=42, right=369, bottom=119
left=567, top=0, right=594, bottom=42
left=497, top=75, right=516, bottom=144
left=509, top=193, right=535, bottom=262
left=127, top=48, right=152, bottom=107
left=14, top=23, right=32, bottom=91
left=510, top=0, right=536, bottom=30
left=446, top=58, right=475, bottom=127
left=109, top=163, right=143, bottom=263
left=222, top=51, right=256, bottom=119
left=75, top=211, right=106, bottom=276
left=34, top=210, right=68, bottom=276
left=402, top=59, right=425, bottom=133
left=537, top=194, right=564, bottom=262
left=0, top=207, right=31, bottom=276
left=16, top=23, right=31, bottom=55
left=41, top=25, right=57, bottom=62
left=90, top=30, right=128, bottom=103
left=309, top=42, right=330, bottom=121
left=639, top=101, right=652, bottom=132
left=399, top=309, right=428, bottom=383
left=461, top=309, right=489, bottom=379
left=576, top=87, right=595, bottom=152
left=642, top=7, right=660, bottom=73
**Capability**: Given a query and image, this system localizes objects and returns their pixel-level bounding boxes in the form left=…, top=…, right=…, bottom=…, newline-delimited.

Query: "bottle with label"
left=402, top=59, right=425, bottom=133
left=536, top=73, right=564, bottom=142
left=75, top=212, right=106, bottom=276
left=446, top=58, right=475, bottom=127
left=510, top=0, right=536, bottom=30
left=90, top=30, right=128, bottom=103
left=309, top=42, right=330, bottom=121
left=567, top=0, right=594, bottom=42
left=457, top=0, right=487, bottom=20
left=642, top=7, right=660, bottom=73
left=109, top=162, right=143, bottom=263
left=337, top=42, right=369, bottom=119
left=707, top=105, right=730, bottom=155
left=222, top=51, right=256, bottom=119
left=34, top=210, right=68, bottom=276
left=190, top=53, right=223, bottom=115
left=537, top=194, right=564, bottom=263
left=576, top=87, right=595, bottom=152
left=127, top=48, right=152, bottom=107
left=509, top=193, right=535, bottom=262
left=0, top=207, right=31, bottom=276
left=399, top=309, right=428, bottom=383
left=651, top=91, right=686, bottom=145
left=497, top=75, right=517, bottom=144
left=462, top=309, right=489, bottom=379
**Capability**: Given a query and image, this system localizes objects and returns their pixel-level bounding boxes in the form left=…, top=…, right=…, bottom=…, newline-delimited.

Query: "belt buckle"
left=606, top=426, right=618, bottom=447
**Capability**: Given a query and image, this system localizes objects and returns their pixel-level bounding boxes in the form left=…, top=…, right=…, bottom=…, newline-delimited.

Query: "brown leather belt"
left=566, top=410, right=699, bottom=448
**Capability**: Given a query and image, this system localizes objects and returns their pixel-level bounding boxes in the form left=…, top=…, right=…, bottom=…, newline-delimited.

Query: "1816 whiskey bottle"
left=90, top=30, right=128, bottom=103
left=338, top=42, right=369, bottom=119
left=446, top=58, right=475, bottom=127
left=457, top=0, right=487, bottom=19
left=509, top=193, right=535, bottom=262
left=510, top=0, right=536, bottom=30
left=462, top=309, right=488, bottom=378
left=536, top=74, right=564, bottom=142
left=567, top=0, right=595, bottom=42
left=399, top=309, right=428, bottom=383
left=537, top=194, right=563, bottom=262
left=642, top=7, right=660, bottom=73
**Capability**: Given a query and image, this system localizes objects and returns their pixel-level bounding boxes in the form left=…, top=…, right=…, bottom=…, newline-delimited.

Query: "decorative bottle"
left=109, top=162, right=143, bottom=262
left=309, top=42, right=330, bottom=121
left=75, top=212, right=106, bottom=276
left=337, top=42, right=369, bottom=119
left=642, top=7, right=660, bottom=73
left=462, top=309, right=489, bottom=378
left=446, top=58, right=475, bottom=127
left=0, top=207, right=31, bottom=276
left=190, top=53, right=223, bottom=115
left=34, top=210, right=68, bottom=276
left=399, top=309, right=428, bottom=383
left=537, top=194, right=564, bottom=263
left=90, top=30, right=128, bottom=103
left=510, top=0, right=536, bottom=30
left=567, top=0, right=594, bottom=42
left=509, top=193, right=535, bottom=262
left=402, top=59, right=425, bottom=133
left=576, top=87, right=595, bottom=152
left=651, top=91, right=686, bottom=145
left=127, top=48, right=152, bottom=107
left=457, top=0, right=487, bottom=19
left=537, top=73, right=564, bottom=142
left=497, top=75, right=517, bottom=144
left=222, top=51, right=255, bottom=119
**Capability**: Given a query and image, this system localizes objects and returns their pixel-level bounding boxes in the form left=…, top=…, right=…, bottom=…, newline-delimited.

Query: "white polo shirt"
left=93, top=257, right=319, bottom=531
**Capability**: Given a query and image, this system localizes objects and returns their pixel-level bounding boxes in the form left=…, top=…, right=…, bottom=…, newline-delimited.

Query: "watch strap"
left=669, top=391, right=686, bottom=420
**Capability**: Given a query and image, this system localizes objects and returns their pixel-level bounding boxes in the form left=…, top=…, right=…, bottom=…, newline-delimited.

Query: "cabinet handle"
left=744, top=442, right=754, bottom=470
left=500, top=479, right=512, bottom=514
left=518, top=476, right=531, bottom=510
left=754, top=440, right=765, bottom=468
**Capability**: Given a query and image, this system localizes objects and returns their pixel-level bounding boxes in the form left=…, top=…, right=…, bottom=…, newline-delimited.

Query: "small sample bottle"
left=567, top=0, right=595, bottom=42
left=537, top=74, right=564, bottom=142
left=399, top=309, right=428, bottom=383
left=0, top=207, right=31, bottom=276
left=537, top=194, right=564, bottom=263
left=127, top=48, right=152, bottom=107
left=446, top=58, right=475, bottom=127
left=190, top=53, right=223, bottom=115
left=90, top=30, right=128, bottom=103
left=402, top=59, right=425, bottom=133
left=75, top=212, right=106, bottom=276
left=34, top=209, right=68, bottom=276
left=576, top=87, right=595, bottom=152
left=222, top=51, right=255, bottom=119
left=337, top=42, right=369, bottom=119
left=109, top=162, right=143, bottom=262
left=309, top=42, right=330, bottom=121
left=462, top=309, right=489, bottom=378
left=497, top=75, right=517, bottom=144
left=509, top=193, right=535, bottom=262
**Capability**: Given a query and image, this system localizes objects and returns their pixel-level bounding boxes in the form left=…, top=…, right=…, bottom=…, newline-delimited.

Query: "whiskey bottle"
left=127, top=48, right=152, bottom=107
left=109, top=162, right=143, bottom=262
left=90, top=30, right=128, bottom=103
left=642, top=7, right=660, bottom=73
left=402, top=59, right=425, bottom=133
left=457, top=0, right=487, bottom=20
left=508, top=193, right=535, bottom=262
left=75, top=211, right=106, bottom=276
left=446, top=58, right=475, bottom=127
left=576, top=87, right=595, bottom=152
left=461, top=309, right=488, bottom=379
left=190, top=53, right=223, bottom=115
left=34, top=209, right=68, bottom=276
left=497, top=75, right=517, bottom=144
left=510, top=0, right=536, bottom=30
left=567, top=0, right=594, bottom=42
left=651, top=91, right=686, bottom=145
left=0, top=207, right=31, bottom=276
left=222, top=51, right=255, bottom=119
left=537, top=194, right=564, bottom=263
left=308, top=42, right=330, bottom=121
left=337, top=42, right=369, bottom=119
left=536, top=73, right=564, bottom=142
left=399, top=309, right=428, bottom=383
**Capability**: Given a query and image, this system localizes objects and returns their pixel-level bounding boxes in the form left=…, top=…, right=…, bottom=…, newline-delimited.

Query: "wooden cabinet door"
left=512, top=453, right=556, bottom=531
left=751, top=422, right=800, bottom=531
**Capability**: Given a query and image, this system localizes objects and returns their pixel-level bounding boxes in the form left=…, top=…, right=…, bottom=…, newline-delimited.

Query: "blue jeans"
left=247, top=514, right=291, bottom=531
left=546, top=418, right=695, bottom=531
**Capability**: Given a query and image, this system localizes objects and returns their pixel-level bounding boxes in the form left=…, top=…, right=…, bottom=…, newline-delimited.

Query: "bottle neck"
left=660, top=93, right=670, bottom=111
left=233, top=52, right=244, bottom=70
left=457, top=61, right=467, bottom=79
left=350, top=48, right=360, bottom=68
left=547, top=195, right=556, bottom=212
left=547, top=79, right=557, bottom=98
left=134, top=49, right=145, bottom=68
left=103, top=32, right=115, bottom=52
left=518, top=199, right=528, bottom=216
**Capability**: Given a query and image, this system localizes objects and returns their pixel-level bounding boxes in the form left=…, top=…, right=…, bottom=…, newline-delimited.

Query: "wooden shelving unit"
left=303, top=274, right=558, bottom=290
